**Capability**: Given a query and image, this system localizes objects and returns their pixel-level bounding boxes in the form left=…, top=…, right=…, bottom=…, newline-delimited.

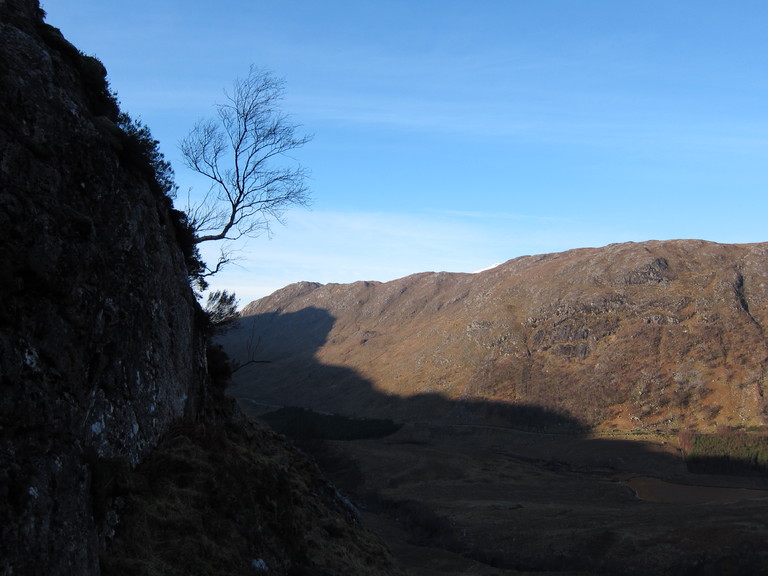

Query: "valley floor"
left=254, top=415, right=768, bottom=575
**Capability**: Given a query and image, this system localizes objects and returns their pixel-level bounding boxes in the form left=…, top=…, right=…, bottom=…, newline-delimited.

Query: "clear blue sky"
left=44, top=1, right=768, bottom=305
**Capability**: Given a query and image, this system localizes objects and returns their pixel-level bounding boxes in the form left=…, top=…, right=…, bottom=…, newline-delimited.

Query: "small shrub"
left=206, top=344, right=234, bottom=391
left=169, top=209, right=207, bottom=291
left=205, top=290, right=239, bottom=330
left=78, top=56, right=120, bottom=118
left=260, top=407, right=402, bottom=441
left=116, top=113, right=177, bottom=199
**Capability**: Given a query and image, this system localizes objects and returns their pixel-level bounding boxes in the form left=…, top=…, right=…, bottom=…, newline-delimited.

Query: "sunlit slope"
left=225, top=240, right=768, bottom=431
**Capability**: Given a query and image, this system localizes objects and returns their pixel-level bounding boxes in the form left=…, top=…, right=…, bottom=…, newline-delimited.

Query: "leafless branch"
left=180, top=66, right=312, bottom=264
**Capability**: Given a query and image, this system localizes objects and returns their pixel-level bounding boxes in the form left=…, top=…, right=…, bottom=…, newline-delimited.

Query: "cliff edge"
left=0, top=1, right=207, bottom=572
left=0, top=2, right=401, bottom=574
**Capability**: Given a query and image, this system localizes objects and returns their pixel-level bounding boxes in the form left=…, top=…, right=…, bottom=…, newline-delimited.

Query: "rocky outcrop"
left=229, top=240, right=768, bottom=431
left=1, top=4, right=406, bottom=575
left=1, top=2, right=206, bottom=573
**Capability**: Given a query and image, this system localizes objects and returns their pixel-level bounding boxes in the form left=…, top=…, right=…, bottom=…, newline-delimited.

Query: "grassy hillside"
left=227, top=240, right=768, bottom=433
left=102, top=396, right=403, bottom=576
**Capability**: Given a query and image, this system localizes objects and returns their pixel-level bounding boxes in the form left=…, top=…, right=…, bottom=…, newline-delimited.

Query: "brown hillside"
left=225, top=240, right=768, bottom=432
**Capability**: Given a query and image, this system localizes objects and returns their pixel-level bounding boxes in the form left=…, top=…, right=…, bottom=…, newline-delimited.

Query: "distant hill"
left=224, top=240, right=768, bottom=432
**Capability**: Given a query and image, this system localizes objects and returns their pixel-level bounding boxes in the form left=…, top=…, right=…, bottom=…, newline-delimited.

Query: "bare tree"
left=180, top=66, right=312, bottom=276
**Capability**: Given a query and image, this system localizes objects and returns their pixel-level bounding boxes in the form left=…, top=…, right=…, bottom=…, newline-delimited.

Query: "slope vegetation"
left=227, top=240, right=768, bottom=432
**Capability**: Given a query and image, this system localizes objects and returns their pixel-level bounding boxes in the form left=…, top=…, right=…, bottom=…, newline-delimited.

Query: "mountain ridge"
left=228, top=239, right=768, bottom=431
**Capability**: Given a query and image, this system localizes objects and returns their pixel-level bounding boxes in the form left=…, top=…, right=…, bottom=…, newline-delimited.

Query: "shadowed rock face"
left=1, top=2, right=206, bottom=573
left=230, top=240, right=768, bottom=431
left=1, top=5, right=407, bottom=576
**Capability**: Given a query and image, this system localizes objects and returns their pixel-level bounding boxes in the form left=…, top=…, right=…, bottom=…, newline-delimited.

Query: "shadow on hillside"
left=221, top=306, right=588, bottom=435
left=219, top=306, right=768, bottom=480
left=221, top=307, right=768, bottom=575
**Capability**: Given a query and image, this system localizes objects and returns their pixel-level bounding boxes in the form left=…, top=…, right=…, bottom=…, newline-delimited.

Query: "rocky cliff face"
left=0, top=2, right=206, bottom=573
left=1, top=4, right=405, bottom=575
left=229, top=240, right=768, bottom=432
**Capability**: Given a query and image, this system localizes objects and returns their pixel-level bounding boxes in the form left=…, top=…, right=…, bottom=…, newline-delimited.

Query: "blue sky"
left=44, top=1, right=768, bottom=305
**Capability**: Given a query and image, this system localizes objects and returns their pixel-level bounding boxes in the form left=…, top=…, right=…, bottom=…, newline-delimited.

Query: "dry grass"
left=284, top=419, right=768, bottom=576
left=101, top=405, right=403, bottom=576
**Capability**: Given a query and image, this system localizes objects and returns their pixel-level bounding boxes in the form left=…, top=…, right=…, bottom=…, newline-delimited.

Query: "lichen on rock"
left=0, top=3, right=206, bottom=573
